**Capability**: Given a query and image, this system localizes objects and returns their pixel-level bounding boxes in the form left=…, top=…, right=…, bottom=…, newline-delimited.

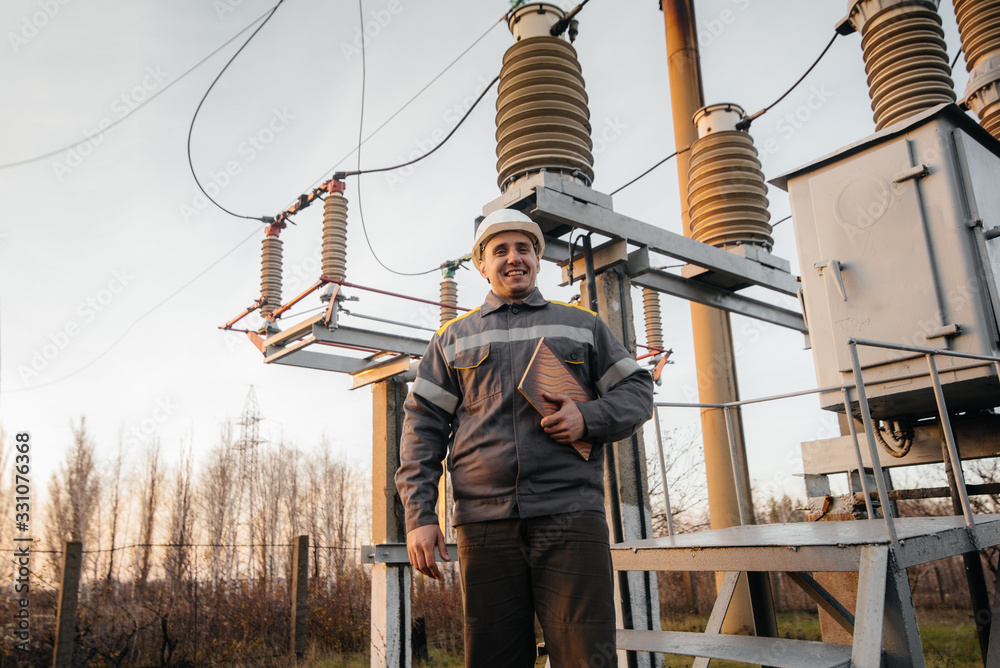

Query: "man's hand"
left=540, top=392, right=586, bottom=444
left=406, top=524, right=449, bottom=579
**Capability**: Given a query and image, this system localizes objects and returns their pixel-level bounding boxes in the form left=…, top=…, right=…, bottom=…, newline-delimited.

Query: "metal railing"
left=847, top=337, right=1000, bottom=550
left=650, top=338, right=1000, bottom=549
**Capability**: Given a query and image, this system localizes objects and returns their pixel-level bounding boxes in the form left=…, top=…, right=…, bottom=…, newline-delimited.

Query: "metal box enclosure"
left=772, top=105, right=1000, bottom=419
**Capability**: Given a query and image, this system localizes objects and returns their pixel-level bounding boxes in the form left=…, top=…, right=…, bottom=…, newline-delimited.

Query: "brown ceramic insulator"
left=322, top=193, right=349, bottom=282
left=642, top=288, right=664, bottom=351
left=954, top=0, right=1000, bottom=139
left=687, top=131, right=773, bottom=250
left=495, top=36, right=594, bottom=191
left=954, top=0, right=1000, bottom=67
left=850, top=0, right=955, bottom=130
left=260, top=236, right=283, bottom=317
left=440, top=277, right=458, bottom=327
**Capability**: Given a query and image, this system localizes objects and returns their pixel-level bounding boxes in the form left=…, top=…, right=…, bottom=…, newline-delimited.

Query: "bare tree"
left=165, top=440, right=195, bottom=587
left=645, top=425, right=709, bottom=536
left=199, top=423, right=239, bottom=589
left=45, top=417, right=100, bottom=575
left=253, top=443, right=287, bottom=586
left=135, top=439, right=162, bottom=590
left=103, top=437, right=127, bottom=584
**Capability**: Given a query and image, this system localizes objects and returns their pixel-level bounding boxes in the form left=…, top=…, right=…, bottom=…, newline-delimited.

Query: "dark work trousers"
left=456, top=510, right=618, bottom=668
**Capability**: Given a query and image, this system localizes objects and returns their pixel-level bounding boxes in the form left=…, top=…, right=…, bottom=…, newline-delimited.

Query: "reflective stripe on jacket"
left=395, top=288, right=654, bottom=532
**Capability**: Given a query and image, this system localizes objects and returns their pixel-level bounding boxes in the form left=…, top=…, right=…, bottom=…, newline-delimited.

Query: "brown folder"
left=518, top=337, right=596, bottom=460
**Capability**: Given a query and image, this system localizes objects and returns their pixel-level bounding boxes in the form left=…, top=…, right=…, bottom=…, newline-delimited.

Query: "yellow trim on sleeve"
left=436, top=306, right=482, bottom=337
left=549, top=300, right=597, bottom=317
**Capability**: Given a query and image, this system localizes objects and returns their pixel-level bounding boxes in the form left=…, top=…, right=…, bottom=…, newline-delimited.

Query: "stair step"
left=616, top=630, right=852, bottom=668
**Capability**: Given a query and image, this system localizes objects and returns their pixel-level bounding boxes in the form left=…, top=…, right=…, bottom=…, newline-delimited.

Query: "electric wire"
left=951, top=48, right=963, bottom=70
left=3, top=227, right=260, bottom=394
left=186, top=0, right=286, bottom=222
left=0, top=6, right=279, bottom=170
left=738, top=32, right=840, bottom=130
left=300, top=15, right=505, bottom=191
left=354, top=0, right=440, bottom=276
left=340, top=0, right=498, bottom=276
left=346, top=75, right=499, bottom=179
left=608, top=147, right=688, bottom=196
left=260, top=17, right=502, bottom=229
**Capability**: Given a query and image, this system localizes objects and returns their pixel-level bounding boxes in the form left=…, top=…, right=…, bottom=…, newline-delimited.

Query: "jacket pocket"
left=452, top=344, right=501, bottom=407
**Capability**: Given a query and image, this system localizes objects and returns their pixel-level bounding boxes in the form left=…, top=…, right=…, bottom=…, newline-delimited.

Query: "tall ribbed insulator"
left=954, top=0, right=1000, bottom=138
left=642, top=288, right=664, bottom=351
left=687, top=104, right=772, bottom=251
left=440, top=276, right=458, bottom=327
left=322, top=186, right=349, bottom=282
left=495, top=3, right=593, bottom=192
left=844, top=0, right=956, bottom=130
left=260, top=233, right=283, bottom=318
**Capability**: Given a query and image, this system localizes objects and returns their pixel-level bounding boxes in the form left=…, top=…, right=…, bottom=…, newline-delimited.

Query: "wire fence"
left=0, top=538, right=465, bottom=667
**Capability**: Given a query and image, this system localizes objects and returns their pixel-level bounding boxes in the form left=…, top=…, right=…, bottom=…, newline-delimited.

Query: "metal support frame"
left=642, top=346, right=999, bottom=665
left=841, top=387, right=875, bottom=519
left=847, top=337, right=1000, bottom=547
left=848, top=341, right=902, bottom=551
left=652, top=408, right=675, bottom=537
left=722, top=406, right=748, bottom=526
left=360, top=543, right=459, bottom=564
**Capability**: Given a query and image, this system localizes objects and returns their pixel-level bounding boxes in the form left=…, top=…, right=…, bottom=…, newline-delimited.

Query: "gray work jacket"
left=395, top=288, right=654, bottom=532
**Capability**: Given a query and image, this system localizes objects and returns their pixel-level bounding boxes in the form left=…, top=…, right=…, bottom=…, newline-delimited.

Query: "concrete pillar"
left=371, top=379, right=411, bottom=668
left=662, top=0, right=776, bottom=637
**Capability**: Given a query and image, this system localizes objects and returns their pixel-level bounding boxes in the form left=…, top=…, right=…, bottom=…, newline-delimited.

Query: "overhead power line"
left=738, top=32, right=840, bottom=130
left=350, top=2, right=502, bottom=275
left=0, top=5, right=279, bottom=170
left=300, top=15, right=505, bottom=192
left=186, top=0, right=286, bottom=222
left=609, top=147, right=689, bottom=196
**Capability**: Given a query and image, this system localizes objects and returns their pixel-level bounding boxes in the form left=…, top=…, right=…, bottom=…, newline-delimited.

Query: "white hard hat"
left=472, top=209, right=545, bottom=265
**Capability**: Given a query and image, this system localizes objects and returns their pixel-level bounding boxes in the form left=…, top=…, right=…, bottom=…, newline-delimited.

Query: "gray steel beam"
left=612, top=544, right=863, bottom=573
left=311, top=324, right=429, bottom=358
left=360, top=543, right=459, bottom=565
left=692, top=572, right=741, bottom=668
left=786, top=571, right=855, bottom=633
left=532, top=187, right=800, bottom=296
left=628, top=249, right=807, bottom=333
left=851, top=546, right=888, bottom=667
left=616, top=630, right=851, bottom=668
left=267, top=349, right=366, bottom=374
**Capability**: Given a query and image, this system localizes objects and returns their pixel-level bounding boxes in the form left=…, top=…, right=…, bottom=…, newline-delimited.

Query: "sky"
left=0, top=0, right=972, bottom=510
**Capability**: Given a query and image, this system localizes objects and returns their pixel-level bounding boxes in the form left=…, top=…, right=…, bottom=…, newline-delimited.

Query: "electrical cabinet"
left=773, top=104, right=1000, bottom=418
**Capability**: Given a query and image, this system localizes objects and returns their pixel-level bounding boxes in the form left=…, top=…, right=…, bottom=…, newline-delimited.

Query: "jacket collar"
left=481, top=288, right=548, bottom=316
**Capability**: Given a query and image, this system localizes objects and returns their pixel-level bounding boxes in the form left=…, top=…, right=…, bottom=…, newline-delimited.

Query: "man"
left=395, top=208, right=654, bottom=667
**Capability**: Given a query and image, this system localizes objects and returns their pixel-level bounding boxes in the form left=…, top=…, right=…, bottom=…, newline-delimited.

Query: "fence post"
left=290, top=535, right=309, bottom=658
left=52, top=541, right=82, bottom=668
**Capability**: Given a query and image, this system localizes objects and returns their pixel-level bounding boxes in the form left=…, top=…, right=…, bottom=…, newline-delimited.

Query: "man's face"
left=478, top=230, right=540, bottom=302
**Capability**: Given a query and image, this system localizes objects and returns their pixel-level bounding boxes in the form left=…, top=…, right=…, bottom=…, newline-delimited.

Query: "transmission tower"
left=236, top=385, right=263, bottom=583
